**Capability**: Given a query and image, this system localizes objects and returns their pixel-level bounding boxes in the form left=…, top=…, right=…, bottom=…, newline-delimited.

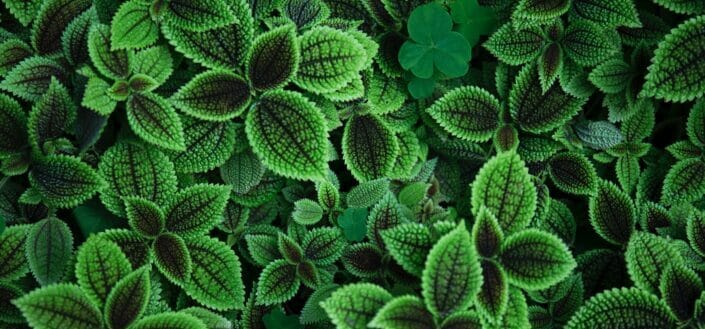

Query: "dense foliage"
left=0, top=0, right=704, bottom=328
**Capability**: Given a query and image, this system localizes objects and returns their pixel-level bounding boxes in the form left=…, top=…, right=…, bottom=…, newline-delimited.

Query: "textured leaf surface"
left=25, top=218, right=73, bottom=286
left=256, top=259, right=299, bottom=305
left=127, top=92, right=186, bottom=151
left=343, top=114, right=398, bottom=182
left=369, top=295, right=435, bottom=329
left=153, top=233, right=191, bottom=285
left=484, top=23, right=544, bottom=65
left=476, top=259, right=508, bottom=320
left=184, top=236, right=245, bottom=310
left=166, top=117, right=236, bottom=173
left=247, top=24, right=299, bottom=91
left=0, top=94, right=28, bottom=156
left=88, top=24, right=131, bottom=80
left=164, top=184, right=230, bottom=237
left=160, top=0, right=235, bottom=32
left=104, top=267, right=150, bottom=329
left=0, top=225, right=30, bottom=281
left=28, top=78, right=76, bottom=154
left=13, top=284, right=102, bottom=329
left=303, top=227, right=346, bottom=265
left=565, top=288, right=675, bottom=329
left=110, top=0, right=158, bottom=49
left=125, top=197, right=165, bottom=238
left=31, top=0, right=91, bottom=55
left=171, top=70, right=251, bottom=121
left=625, top=232, right=683, bottom=293
left=548, top=152, right=598, bottom=195
left=76, top=236, right=132, bottom=306
left=427, top=86, right=500, bottom=142
left=660, top=263, right=703, bottom=321
left=321, top=283, right=392, bottom=329
left=29, top=155, right=104, bottom=208
left=562, top=21, right=620, bottom=67
left=0, top=56, right=65, bottom=101
left=129, top=312, right=206, bottom=329
left=661, top=159, right=705, bottom=206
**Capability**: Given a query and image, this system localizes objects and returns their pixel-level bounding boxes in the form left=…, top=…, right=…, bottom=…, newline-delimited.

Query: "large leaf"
left=0, top=56, right=65, bottom=101
left=25, top=218, right=73, bottom=286
left=0, top=225, right=30, bottom=281
left=29, top=155, right=105, bottom=208
left=245, top=90, right=329, bottom=181
left=427, top=86, right=500, bottom=142
left=61, top=8, right=95, bottom=65
left=570, top=0, right=640, bottom=27
left=184, top=236, right=245, bottom=310
left=129, top=312, right=207, bottom=329
left=484, top=23, right=544, bottom=65
left=31, top=0, right=91, bottom=54
left=346, top=178, right=390, bottom=208
left=0, top=39, right=33, bottom=75
left=381, top=223, right=432, bottom=276
left=110, top=0, right=159, bottom=50
left=3, top=0, right=42, bottom=26
left=587, top=179, right=636, bottom=245
left=0, top=94, right=28, bottom=156
left=294, top=26, right=366, bottom=93
left=476, top=259, right=509, bottom=320
left=321, top=283, right=392, bottom=329
left=126, top=92, right=186, bottom=151
left=342, top=114, right=399, bottom=182
left=157, top=0, right=235, bottom=32
left=75, top=236, right=132, bottom=306
left=565, top=288, right=676, bottom=329
left=302, top=227, right=346, bottom=265
left=170, top=70, right=251, bottom=121
left=547, top=152, right=598, bottom=195
left=247, top=24, right=299, bottom=91
left=687, top=211, right=705, bottom=257
left=164, top=184, right=230, bottom=237
left=625, top=232, right=683, bottom=293
left=369, top=296, right=436, bottom=329
left=537, top=199, right=576, bottom=245
left=562, top=21, right=620, bottom=67
left=104, top=267, right=150, bottom=329
left=471, top=152, right=536, bottom=234
left=166, top=117, right=236, bottom=173
left=153, top=232, right=192, bottom=285
left=661, top=159, right=705, bottom=206
left=367, top=192, right=403, bottom=249
left=131, top=46, right=173, bottom=85
left=13, top=284, right=102, bottom=329
left=88, top=24, right=131, bottom=80
left=422, top=223, right=482, bottom=318
left=642, top=16, right=705, bottom=102
left=98, top=142, right=178, bottom=216
left=124, top=197, right=165, bottom=238
left=509, top=65, right=584, bottom=134
left=660, top=263, right=703, bottom=321
left=255, top=259, right=300, bottom=305
left=27, top=78, right=76, bottom=155
left=499, top=229, right=576, bottom=290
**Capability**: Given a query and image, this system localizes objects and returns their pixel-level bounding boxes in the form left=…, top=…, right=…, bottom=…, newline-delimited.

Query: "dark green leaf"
left=13, top=284, right=102, bottom=329
left=29, top=155, right=105, bottom=208
left=171, top=70, right=251, bottom=121
left=153, top=232, right=192, bottom=285
left=104, top=267, right=150, bottom=329
left=342, top=114, right=398, bottom=182
left=247, top=24, right=299, bottom=91
left=25, top=218, right=73, bottom=286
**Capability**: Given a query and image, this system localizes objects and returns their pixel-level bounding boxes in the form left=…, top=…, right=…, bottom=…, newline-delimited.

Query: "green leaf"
left=427, top=86, right=500, bottom=142
left=538, top=42, right=564, bottom=92
left=27, top=78, right=76, bottom=155
left=687, top=100, right=705, bottom=147
left=588, top=58, right=633, bottom=94
left=476, top=259, right=509, bottom=320
left=263, top=308, right=303, bottom=329
left=570, top=0, right=640, bottom=27
left=367, top=192, right=403, bottom=249
left=300, top=284, right=339, bottom=325
left=278, top=232, right=304, bottom=264
left=625, top=232, right=683, bottom=294
left=129, top=312, right=207, bottom=329
left=321, top=283, right=392, bottom=329
left=622, top=101, right=655, bottom=141
left=97, top=229, right=151, bottom=269
left=104, top=267, right=150, bottom=329
left=343, top=114, right=399, bottom=182
left=369, top=295, right=435, bottom=329
left=588, top=179, right=635, bottom=245
left=282, top=0, right=330, bottom=29
left=31, top=0, right=91, bottom=55
left=110, top=0, right=158, bottom=49
left=346, top=178, right=390, bottom=208
left=247, top=24, right=299, bottom=91
left=687, top=211, right=705, bottom=257
left=13, top=284, right=102, bottom=329
left=496, top=287, right=530, bottom=329
left=303, top=227, right=346, bottom=265
left=126, top=92, right=186, bottom=151
left=131, top=46, right=173, bottom=85
left=220, top=149, right=265, bottom=194
left=245, top=233, right=281, bottom=267
left=499, top=228, right=576, bottom=290
left=0, top=282, right=24, bottom=323
left=565, top=287, right=676, bottom=329
left=125, top=197, right=165, bottom=238
left=472, top=206, right=504, bottom=258
left=471, top=151, right=537, bottom=234
left=171, top=70, right=251, bottom=121
left=76, top=235, right=132, bottom=306
left=616, top=155, right=639, bottom=194
left=3, top=0, right=42, bottom=26
left=0, top=39, right=32, bottom=76
left=159, top=0, right=235, bottom=32
left=642, top=16, right=705, bottom=102
left=440, top=310, right=483, bottom=329
left=0, top=225, right=30, bottom=281
left=82, top=77, right=116, bottom=115
left=342, top=242, right=384, bottom=278
left=246, top=90, right=329, bottom=181
left=98, top=142, right=178, bottom=216
left=661, top=159, right=705, bottom=206
left=61, top=8, right=95, bottom=66
left=338, top=207, right=368, bottom=242
left=651, top=0, right=705, bottom=15
left=509, top=65, right=584, bottom=134
left=367, top=72, right=406, bottom=115
left=29, top=155, right=104, bottom=208
left=163, top=184, right=230, bottom=237
left=166, top=117, right=236, bottom=173
left=573, top=120, right=624, bottom=150
left=562, top=21, right=620, bottom=67
left=484, top=23, right=544, bottom=65
left=256, top=259, right=300, bottom=305
left=547, top=152, right=598, bottom=195
left=660, top=263, right=703, bottom=321
left=295, top=26, right=366, bottom=93
left=153, top=232, right=192, bottom=285
left=184, top=236, right=245, bottom=310
left=88, top=24, right=131, bottom=80
left=513, top=0, right=570, bottom=23
left=293, top=199, right=324, bottom=225
left=0, top=56, right=65, bottom=101
left=537, top=199, right=576, bottom=245
left=182, top=307, right=232, bottom=329
left=422, top=223, right=482, bottom=318
left=25, top=218, right=73, bottom=286
left=0, top=94, right=28, bottom=156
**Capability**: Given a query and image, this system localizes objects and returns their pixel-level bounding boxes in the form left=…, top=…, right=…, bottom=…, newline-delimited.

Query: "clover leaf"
left=399, top=3, right=472, bottom=80
left=450, top=0, right=498, bottom=46
left=337, top=208, right=368, bottom=242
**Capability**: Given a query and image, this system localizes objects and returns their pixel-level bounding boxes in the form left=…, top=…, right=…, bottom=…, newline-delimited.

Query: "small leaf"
left=472, top=206, right=504, bottom=258
left=256, top=259, right=300, bottom=305
left=104, top=267, right=150, bottom=329
left=565, top=287, right=676, bottom=329
left=220, top=149, right=265, bottom=194
left=661, top=159, right=705, bottom=206
left=82, top=77, right=116, bottom=115
left=346, top=178, right=390, bottom=208
left=171, top=70, right=251, bottom=121
left=0, top=56, right=65, bottom=101
left=427, top=86, right=500, bottom=142
left=110, top=0, right=158, bottom=49
left=75, top=236, right=132, bottom=306
left=160, top=0, right=235, bottom=32
left=422, top=223, right=482, bottom=318
left=278, top=232, right=304, bottom=264
left=13, top=284, right=102, bottom=329
left=28, top=77, right=76, bottom=155
left=538, top=43, right=563, bottom=92
left=588, top=58, right=633, bottom=94
left=342, top=114, right=399, bottom=182
left=302, top=227, right=346, bottom=265
left=164, top=184, right=230, bottom=237
left=625, top=232, right=683, bottom=294
left=548, top=152, right=598, bottom=195
left=471, top=152, right=537, bottom=234
left=476, top=259, right=509, bottom=320
left=25, top=218, right=73, bottom=286
left=367, top=192, right=403, bottom=249
left=499, top=229, right=576, bottom=290
left=153, top=232, right=192, bottom=285
left=124, top=197, right=165, bottom=238
left=245, top=234, right=280, bottom=267
left=131, top=46, right=173, bottom=85
left=484, top=23, right=544, bottom=65
left=642, top=16, right=705, bottom=102
left=184, top=236, right=245, bottom=310
left=616, top=155, right=639, bottom=194
left=247, top=24, right=299, bottom=91
left=573, top=120, right=624, bottom=150
left=341, top=242, right=384, bottom=278
left=246, top=90, right=329, bottom=181
left=369, top=295, right=436, bottom=329
left=562, top=21, right=620, bottom=67
left=0, top=225, right=30, bottom=281
left=537, top=199, right=576, bottom=245
left=660, top=263, right=703, bottom=321
left=588, top=179, right=635, bottom=245
left=98, top=229, right=151, bottom=269
left=292, top=199, right=324, bottom=225
left=321, top=283, right=392, bottom=329
left=29, top=155, right=104, bottom=208
left=126, top=92, right=186, bottom=151
left=88, top=24, right=131, bottom=80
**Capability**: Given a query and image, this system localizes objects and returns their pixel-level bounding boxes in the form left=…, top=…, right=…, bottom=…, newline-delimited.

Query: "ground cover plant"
left=0, top=0, right=704, bottom=328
